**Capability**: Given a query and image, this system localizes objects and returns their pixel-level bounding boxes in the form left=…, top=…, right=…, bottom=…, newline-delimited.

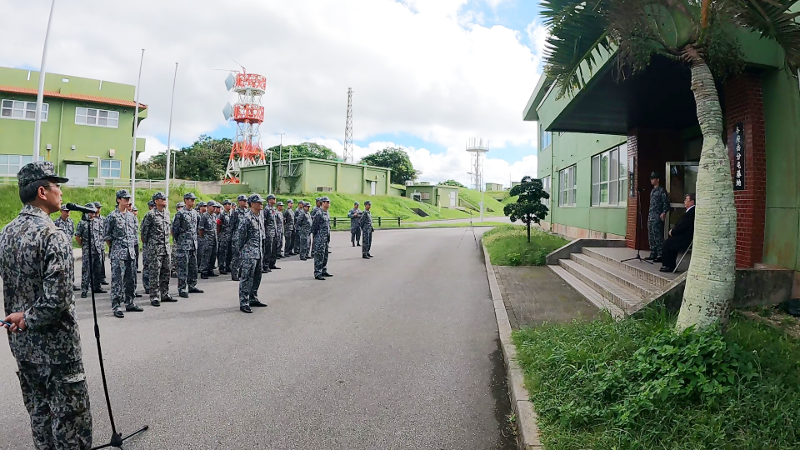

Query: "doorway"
left=665, top=162, right=698, bottom=237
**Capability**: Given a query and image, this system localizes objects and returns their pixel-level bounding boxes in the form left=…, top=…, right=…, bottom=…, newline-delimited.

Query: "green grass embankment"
left=513, top=309, right=800, bottom=448
left=482, top=224, right=569, bottom=266
left=457, top=188, right=505, bottom=216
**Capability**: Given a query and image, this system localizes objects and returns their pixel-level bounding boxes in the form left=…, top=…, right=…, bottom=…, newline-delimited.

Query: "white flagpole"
left=130, top=49, right=144, bottom=203
left=165, top=63, right=178, bottom=207
left=33, top=0, right=56, bottom=162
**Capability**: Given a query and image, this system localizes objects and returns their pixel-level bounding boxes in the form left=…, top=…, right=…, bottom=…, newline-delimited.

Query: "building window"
left=539, top=123, right=552, bottom=150
left=559, top=166, right=576, bottom=207
left=0, top=155, right=33, bottom=176
left=541, top=176, right=551, bottom=206
left=75, top=107, right=119, bottom=128
left=1, top=100, right=48, bottom=121
left=99, top=159, right=121, bottom=178
left=591, top=144, right=628, bottom=206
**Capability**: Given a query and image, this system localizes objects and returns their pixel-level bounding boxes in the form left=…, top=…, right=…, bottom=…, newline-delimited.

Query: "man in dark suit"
left=660, top=193, right=696, bottom=272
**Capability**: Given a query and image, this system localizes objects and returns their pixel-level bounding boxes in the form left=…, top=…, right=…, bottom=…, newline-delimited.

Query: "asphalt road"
left=0, top=228, right=515, bottom=450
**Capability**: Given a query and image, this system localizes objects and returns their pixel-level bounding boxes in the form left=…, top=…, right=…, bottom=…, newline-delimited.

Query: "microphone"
left=64, top=203, right=97, bottom=214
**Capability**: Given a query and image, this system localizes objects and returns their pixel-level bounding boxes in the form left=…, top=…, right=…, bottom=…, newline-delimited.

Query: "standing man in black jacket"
left=660, top=193, right=696, bottom=272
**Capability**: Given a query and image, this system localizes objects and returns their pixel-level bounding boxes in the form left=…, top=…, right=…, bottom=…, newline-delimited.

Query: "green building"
left=0, top=67, right=146, bottom=185
left=233, top=157, right=393, bottom=196
left=486, top=182, right=504, bottom=191
left=406, top=183, right=460, bottom=208
left=525, top=29, right=800, bottom=273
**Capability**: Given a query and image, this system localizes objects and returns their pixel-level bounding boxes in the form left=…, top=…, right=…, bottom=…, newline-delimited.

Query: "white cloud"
left=526, top=20, right=550, bottom=61
left=2, top=0, right=542, bottom=179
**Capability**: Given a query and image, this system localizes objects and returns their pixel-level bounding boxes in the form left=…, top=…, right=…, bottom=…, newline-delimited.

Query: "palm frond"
left=737, top=0, right=800, bottom=71
left=541, top=0, right=615, bottom=99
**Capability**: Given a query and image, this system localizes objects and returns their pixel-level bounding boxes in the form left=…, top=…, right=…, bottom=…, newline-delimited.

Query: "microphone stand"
left=86, top=216, right=149, bottom=449
left=621, top=189, right=653, bottom=265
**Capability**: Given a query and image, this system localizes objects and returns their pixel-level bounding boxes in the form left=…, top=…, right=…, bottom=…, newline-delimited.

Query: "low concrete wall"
left=545, top=239, right=627, bottom=265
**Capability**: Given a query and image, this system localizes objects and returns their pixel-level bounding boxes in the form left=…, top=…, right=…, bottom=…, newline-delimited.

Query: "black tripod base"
left=92, top=425, right=149, bottom=449
left=621, top=251, right=653, bottom=265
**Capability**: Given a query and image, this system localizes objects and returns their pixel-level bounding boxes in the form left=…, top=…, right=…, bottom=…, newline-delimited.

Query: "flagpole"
left=33, top=0, right=56, bottom=162
left=165, top=63, right=178, bottom=207
left=130, top=49, right=144, bottom=203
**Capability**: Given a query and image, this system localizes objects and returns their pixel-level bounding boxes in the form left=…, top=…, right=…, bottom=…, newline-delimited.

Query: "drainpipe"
left=87, top=156, right=101, bottom=183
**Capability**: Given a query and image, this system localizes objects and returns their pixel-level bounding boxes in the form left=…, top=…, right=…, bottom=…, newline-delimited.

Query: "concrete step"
left=582, top=248, right=671, bottom=288
left=570, top=253, right=659, bottom=299
left=549, top=265, right=625, bottom=320
left=558, top=259, right=643, bottom=314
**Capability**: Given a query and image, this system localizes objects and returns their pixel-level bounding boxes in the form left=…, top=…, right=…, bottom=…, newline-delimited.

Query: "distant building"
left=406, top=183, right=459, bottom=208
left=485, top=182, right=504, bottom=191
left=233, top=157, right=394, bottom=196
left=511, top=181, right=521, bottom=188
left=0, top=67, right=146, bottom=185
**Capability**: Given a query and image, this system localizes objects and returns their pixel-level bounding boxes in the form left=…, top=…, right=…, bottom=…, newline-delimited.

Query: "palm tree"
left=540, top=0, right=800, bottom=330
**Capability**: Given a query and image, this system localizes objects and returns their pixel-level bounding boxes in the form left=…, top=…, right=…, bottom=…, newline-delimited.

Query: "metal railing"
left=0, top=176, right=198, bottom=190
left=331, top=216, right=403, bottom=228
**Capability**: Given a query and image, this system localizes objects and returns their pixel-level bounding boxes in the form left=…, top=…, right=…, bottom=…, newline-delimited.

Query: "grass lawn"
left=458, top=187, right=506, bottom=216
left=482, top=224, right=569, bottom=266
left=513, top=309, right=800, bottom=449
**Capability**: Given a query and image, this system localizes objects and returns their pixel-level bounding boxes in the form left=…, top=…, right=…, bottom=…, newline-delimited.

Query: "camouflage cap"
left=85, top=202, right=95, bottom=209
left=222, top=199, right=232, bottom=205
left=183, top=192, right=197, bottom=200
left=320, top=196, right=330, bottom=202
left=266, top=194, right=276, bottom=200
left=152, top=191, right=167, bottom=201
left=364, top=200, right=371, bottom=205
left=17, top=161, right=68, bottom=190
left=237, top=194, right=248, bottom=202
left=354, top=201, right=359, bottom=205
left=147, top=200, right=156, bottom=208
left=115, top=189, right=131, bottom=199
left=276, top=201, right=284, bottom=206
left=287, top=199, right=294, bottom=204
left=176, top=201, right=185, bottom=208
left=131, top=206, right=138, bottom=211
left=315, top=197, right=322, bottom=202
left=198, top=201, right=207, bottom=207
left=248, top=194, right=264, bottom=204
left=94, top=201, right=102, bottom=208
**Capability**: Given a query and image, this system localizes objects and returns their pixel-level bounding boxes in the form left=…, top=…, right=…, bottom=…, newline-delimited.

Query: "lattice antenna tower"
left=222, top=68, right=267, bottom=183
left=343, top=87, right=354, bottom=163
left=466, top=137, right=489, bottom=191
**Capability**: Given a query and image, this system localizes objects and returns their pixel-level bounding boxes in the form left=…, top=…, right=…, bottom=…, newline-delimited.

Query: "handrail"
left=330, top=216, right=402, bottom=228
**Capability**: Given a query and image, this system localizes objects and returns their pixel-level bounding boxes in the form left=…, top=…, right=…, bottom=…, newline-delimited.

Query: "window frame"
left=591, top=145, right=628, bottom=207
left=99, top=159, right=121, bottom=179
left=541, top=175, right=551, bottom=207
left=75, top=107, right=119, bottom=128
left=558, top=166, right=577, bottom=207
left=1, top=99, right=49, bottom=122
left=0, top=154, right=34, bottom=176
left=539, top=123, right=552, bottom=150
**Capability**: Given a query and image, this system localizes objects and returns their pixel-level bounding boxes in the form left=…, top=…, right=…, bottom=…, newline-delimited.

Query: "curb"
left=482, top=244, right=543, bottom=450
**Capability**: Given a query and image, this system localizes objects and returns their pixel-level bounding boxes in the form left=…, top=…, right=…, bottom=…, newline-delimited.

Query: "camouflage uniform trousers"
left=80, top=249, right=103, bottom=295
left=202, top=237, right=217, bottom=273
left=313, top=237, right=329, bottom=277
left=133, top=244, right=140, bottom=292
left=147, top=248, right=171, bottom=301
left=217, top=237, right=231, bottom=272
left=100, top=251, right=107, bottom=283
left=262, top=236, right=275, bottom=270
left=648, top=219, right=665, bottom=259
left=351, top=227, right=361, bottom=245
left=293, top=230, right=300, bottom=254
left=16, top=360, right=92, bottom=450
left=176, top=249, right=198, bottom=293
left=141, top=249, right=150, bottom=293
left=110, top=257, right=136, bottom=311
left=276, top=230, right=284, bottom=257
left=284, top=230, right=295, bottom=255
left=197, top=240, right=207, bottom=274
left=231, top=244, right=243, bottom=278
left=239, top=258, right=263, bottom=307
left=362, top=229, right=373, bottom=256
left=171, top=243, right=178, bottom=277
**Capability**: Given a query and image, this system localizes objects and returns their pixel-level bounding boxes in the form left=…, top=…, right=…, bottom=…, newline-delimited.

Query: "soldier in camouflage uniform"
left=646, top=172, right=670, bottom=261
left=237, top=194, right=268, bottom=313
left=296, top=201, right=312, bottom=261
left=199, top=201, right=218, bottom=278
left=283, top=199, right=296, bottom=256
left=229, top=195, right=248, bottom=281
left=75, top=206, right=104, bottom=298
left=275, top=201, right=285, bottom=258
left=262, top=194, right=279, bottom=272
left=311, top=196, right=333, bottom=280
left=293, top=200, right=304, bottom=255
left=196, top=201, right=207, bottom=273
left=141, top=192, right=176, bottom=307
left=54, top=204, right=79, bottom=291
left=218, top=199, right=233, bottom=274
left=105, top=190, right=142, bottom=318
left=360, top=200, right=374, bottom=258
left=173, top=193, right=203, bottom=298
left=94, top=201, right=109, bottom=286
left=129, top=205, right=142, bottom=298
left=171, top=201, right=184, bottom=278
left=142, top=200, right=155, bottom=294
left=1, top=161, right=92, bottom=449
left=348, top=201, right=361, bottom=247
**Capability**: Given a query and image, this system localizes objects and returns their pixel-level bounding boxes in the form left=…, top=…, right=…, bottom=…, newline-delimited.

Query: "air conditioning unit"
left=316, top=187, right=333, bottom=192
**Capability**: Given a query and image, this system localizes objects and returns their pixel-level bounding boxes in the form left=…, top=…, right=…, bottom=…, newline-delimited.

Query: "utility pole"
left=130, top=49, right=144, bottom=204
left=33, top=0, right=56, bottom=161
left=343, top=87, right=354, bottom=163
left=164, top=63, right=178, bottom=206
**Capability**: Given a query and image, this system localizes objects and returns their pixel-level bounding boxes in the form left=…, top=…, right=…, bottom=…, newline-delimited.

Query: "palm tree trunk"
left=675, top=53, right=737, bottom=331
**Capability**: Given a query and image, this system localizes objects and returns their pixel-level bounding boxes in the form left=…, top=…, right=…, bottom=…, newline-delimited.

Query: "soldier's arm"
left=23, top=232, right=73, bottom=330
left=75, top=222, right=84, bottom=247
left=661, top=190, right=671, bottom=214
left=140, top=214, right=151, bottom=245
left=198, top=217, right=205, bottom=238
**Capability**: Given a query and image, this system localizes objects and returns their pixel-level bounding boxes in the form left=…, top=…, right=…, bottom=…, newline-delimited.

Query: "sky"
left=1, top=0, right=547, bottom=188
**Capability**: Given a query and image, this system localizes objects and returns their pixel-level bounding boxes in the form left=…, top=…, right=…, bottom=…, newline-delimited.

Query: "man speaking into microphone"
left=0, top=161, right=93, bottom=449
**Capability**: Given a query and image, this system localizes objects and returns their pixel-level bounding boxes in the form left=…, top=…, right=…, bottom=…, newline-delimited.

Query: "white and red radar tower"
left=222, top=70, right=267, bottom=183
